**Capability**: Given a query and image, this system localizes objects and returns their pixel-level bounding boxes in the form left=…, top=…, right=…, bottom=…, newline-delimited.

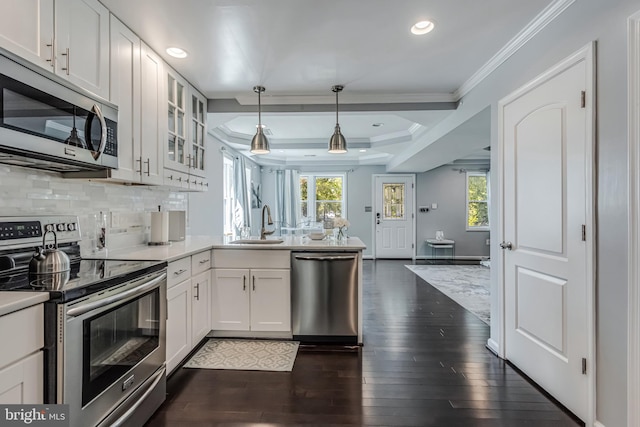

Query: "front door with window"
left=374, top=175, right=415, bottom=258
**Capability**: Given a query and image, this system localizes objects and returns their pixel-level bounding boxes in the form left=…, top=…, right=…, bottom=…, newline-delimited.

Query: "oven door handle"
left=66, top=272, right=166, bottom=317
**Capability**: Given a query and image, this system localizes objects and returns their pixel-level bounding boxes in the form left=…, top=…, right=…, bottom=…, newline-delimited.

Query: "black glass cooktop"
left=0, top=258, right=166, bottom=302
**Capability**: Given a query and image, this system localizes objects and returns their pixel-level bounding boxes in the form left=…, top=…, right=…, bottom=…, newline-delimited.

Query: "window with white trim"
left=222, top=156, right=234, bottom=235
left=300, top=174, right=346, bottom=225
left=466, top=171, right=489, bottom=230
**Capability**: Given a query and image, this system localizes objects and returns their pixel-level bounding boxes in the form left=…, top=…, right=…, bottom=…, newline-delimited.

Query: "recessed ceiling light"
left=166, top=47, right=188, bottom=58
left=372, top=123, right=384, bottom=127
left=411, top=20, right=435, bottom=35
left=359, top=149, right=367, bottom=153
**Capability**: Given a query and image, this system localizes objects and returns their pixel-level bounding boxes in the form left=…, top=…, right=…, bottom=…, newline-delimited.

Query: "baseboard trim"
left=486, top=338, right=501, bottom=357
left=414, top=255, right=487, bottom=260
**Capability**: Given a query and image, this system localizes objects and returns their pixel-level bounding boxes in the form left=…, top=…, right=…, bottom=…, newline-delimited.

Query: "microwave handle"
left=87, top=104, right=107, bottom=160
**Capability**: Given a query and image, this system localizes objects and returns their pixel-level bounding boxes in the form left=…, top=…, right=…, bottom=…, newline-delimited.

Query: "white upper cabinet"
left=189, top=89, right=207, bottom=178
left=109, top=15, right=140, bottom=183
left=165, top=69, right=190, bottom=174
left=0, top=0, right=110, bottom=99
left=0, top=0, right=55, bottom=71
left=110, top=19, right=164, bottom=186
left=139, top=42, right=166, bottom=185
left=55, top=0, right=110, bottom=99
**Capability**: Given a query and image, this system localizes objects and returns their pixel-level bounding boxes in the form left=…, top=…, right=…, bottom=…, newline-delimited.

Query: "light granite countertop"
left=0, top=292, right=49, bottom=317
left=102, top=235, right=366, bottom=262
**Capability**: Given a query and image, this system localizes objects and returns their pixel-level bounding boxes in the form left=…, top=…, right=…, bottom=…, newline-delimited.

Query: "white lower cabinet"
left=166, top=278, right=192, bottom=375
left=165, top=250, right=213, bottom=374
left=212, top=268, right=290, bottom=332
left=191, top=270, right=211, bottom=344
left=0, top=352, right=43, bottom=404
left=0, top=304, right=44, bottom=404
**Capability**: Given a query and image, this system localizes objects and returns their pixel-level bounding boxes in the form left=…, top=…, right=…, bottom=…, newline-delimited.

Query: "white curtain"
left=233, top=156, right=251, bottom=235
left=275, top=169, right=300, bottom=233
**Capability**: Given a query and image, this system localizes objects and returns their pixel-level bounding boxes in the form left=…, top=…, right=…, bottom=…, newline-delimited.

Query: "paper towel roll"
left=150, top=211, right=169, bottom=243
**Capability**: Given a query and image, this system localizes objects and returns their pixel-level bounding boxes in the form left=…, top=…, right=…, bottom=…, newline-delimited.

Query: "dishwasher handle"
left=294, top=254, right=356, bottom=261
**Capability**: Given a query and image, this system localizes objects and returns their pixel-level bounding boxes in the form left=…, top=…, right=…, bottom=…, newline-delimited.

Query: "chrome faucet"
left=260, top=204, right=275, bottom=240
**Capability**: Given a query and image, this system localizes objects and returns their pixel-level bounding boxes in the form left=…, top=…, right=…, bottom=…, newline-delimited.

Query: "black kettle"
left=29, top=229, right=70, bottom=275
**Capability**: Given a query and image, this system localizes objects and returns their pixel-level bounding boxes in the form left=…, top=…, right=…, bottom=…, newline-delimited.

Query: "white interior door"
left=374, top=175, right=415, bottom=258
left=500, top=47, right=593, bottom=422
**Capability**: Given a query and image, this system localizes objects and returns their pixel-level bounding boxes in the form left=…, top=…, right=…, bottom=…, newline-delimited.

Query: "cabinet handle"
left=243, top=275, right=246, bottom=291
left=194, top=283, right=200, bottom=301
left=199, top=259, right=210, bottom=265
left=173, top=268, right=187, bottom=276
left=145, top=158, right=151, bottom=176
left=45, top=39, right=54, bottom=68
left=177, top=176, right=182, bottom=182
left=191, top=179, right=197, bottom=184
left=61, top=47, right=70, bottom=75
left=252, top=275, right=256, bottom=291
left=136, top=157, right=142, bottom=175
left=167, top=175, right=173, bottom=181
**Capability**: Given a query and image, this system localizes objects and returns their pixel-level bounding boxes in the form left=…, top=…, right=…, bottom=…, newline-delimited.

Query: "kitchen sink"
left=229, top=239, right=284, bottom=244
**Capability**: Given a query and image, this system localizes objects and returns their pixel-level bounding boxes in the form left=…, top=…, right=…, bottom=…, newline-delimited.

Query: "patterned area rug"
left=183, top=339, right=299, bottom=372
left=405, top=264, right=491, bottom=324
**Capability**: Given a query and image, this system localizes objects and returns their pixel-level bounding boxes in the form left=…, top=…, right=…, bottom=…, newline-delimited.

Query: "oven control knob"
left=45, top=224, right=54, bottom=232
left=56, top=223, right=65, bottom=232
left=67, top=223, right=76, bottom=231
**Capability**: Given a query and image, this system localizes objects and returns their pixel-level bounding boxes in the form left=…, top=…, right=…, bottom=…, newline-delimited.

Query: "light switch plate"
left=431, top=203, right=438, bottom=209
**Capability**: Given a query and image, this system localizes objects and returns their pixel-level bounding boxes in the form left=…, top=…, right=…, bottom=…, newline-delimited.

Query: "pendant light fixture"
left=250, top=85, right=270, bottom=154
left=328, top=85, right=347, bottom=153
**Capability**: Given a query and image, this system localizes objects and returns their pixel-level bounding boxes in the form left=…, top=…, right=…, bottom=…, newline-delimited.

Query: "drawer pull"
left=173, top=268, right=187, bottom=276
left=199, top=259, right=210, bottom=264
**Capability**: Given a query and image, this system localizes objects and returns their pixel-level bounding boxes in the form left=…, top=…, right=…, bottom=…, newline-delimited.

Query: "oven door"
left=60, top=270, right=166, bottom=427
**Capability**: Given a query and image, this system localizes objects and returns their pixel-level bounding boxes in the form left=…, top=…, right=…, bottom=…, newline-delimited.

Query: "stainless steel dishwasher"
left=291, top=252, right=358, bottom=344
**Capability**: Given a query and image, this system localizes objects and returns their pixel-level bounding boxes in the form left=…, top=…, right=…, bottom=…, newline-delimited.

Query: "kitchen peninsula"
left=106, top=235, right=366, bottom=374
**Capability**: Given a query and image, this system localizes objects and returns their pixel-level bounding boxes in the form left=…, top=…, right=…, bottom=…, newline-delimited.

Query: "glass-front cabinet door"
left=166, top=70, right=188, bottom=173
left=190, top=89, right=206, bottom=178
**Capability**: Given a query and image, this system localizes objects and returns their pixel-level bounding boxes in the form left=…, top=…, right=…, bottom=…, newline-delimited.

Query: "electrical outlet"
left=110, top=212, right=120, bottom=228
left=486, top=238, right=490, bottom=246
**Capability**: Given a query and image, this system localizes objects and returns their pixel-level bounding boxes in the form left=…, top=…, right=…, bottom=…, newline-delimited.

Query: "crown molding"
left=454, top=0, right=576, bottom=100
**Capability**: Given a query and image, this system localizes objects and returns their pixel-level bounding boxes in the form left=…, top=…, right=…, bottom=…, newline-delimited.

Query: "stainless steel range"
left=0, top=215, right=167, bottom=427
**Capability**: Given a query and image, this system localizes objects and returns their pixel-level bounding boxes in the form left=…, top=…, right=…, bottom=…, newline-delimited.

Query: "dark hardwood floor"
left=146, top=260, right=582, bottom=426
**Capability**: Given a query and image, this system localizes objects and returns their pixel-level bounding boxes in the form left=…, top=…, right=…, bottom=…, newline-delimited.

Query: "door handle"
left=499, top=241, right=513, bottom=250
left=61, top=47, right=70, bottom=75
left=252, top=275, right=256, bottom=291
left=243, top=275, right=246, bottom=291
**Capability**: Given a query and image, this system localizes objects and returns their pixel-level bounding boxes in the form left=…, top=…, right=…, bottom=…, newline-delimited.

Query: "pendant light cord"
left=258, top=89, right=262, bottom=127
left=335, top=89, right=339, bottom=125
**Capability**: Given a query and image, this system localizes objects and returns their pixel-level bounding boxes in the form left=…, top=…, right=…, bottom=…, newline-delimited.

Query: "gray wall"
left=188, top=136, right=262, bottom=237
left=416, top=165, right=490, bottom=258
left=417, top=1, right=637, bottom=424
left=188, top=133, right=224, bottom=236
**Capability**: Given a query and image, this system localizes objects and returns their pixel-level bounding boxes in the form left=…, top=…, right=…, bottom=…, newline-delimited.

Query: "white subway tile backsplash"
left=0, top=165, right=188, bottom=254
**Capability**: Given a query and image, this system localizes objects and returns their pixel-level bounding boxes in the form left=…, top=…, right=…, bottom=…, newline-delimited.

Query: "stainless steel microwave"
left=0, top=49, right=117, bottom=172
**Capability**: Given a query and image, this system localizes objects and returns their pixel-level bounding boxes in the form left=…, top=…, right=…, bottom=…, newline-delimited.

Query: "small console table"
left=426, top=239, right=455, bottom=259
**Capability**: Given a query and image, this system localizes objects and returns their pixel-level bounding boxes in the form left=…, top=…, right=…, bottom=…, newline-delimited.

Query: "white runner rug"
left=405, top=264, right=491, bottom=324
left=184, top=339, right=299, bottom=372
